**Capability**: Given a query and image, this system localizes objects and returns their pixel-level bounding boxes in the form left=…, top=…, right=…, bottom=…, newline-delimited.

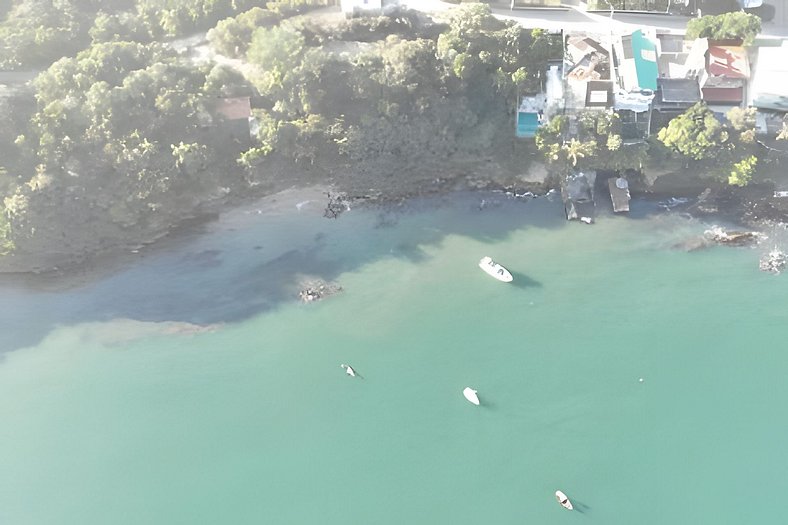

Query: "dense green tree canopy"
left=0, top=0, right=318, bottom=69
left=657, top=103, right=729, bottom=161
left=656, top=102, right=759, bottom=185
left=436, top=4, right=560, bottom=97
left=0, top=38, right=255, bottom=255
left=0, top=2, right=567, bottom=262
left=207, top=7, right=281, bottom=57
left=0, top=0, right=89, bottom=68
left=686, top=12, right=761, bottom=45
left=247, top=24, right=308, bottom=95
left=89, top=11, right=152, bottom=44
left=235, top=4, right=563, bottom=171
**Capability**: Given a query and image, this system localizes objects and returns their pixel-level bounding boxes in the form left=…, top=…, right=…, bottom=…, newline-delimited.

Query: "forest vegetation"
left=0, top=1, right=785, bottom=270
left=0, top=2, right=561, bottom=268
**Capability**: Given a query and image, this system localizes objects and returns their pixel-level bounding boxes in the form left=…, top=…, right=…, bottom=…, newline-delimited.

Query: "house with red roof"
left=699, top=42, right=750, bottom=107
left=212, top=96, right=252, bottom=149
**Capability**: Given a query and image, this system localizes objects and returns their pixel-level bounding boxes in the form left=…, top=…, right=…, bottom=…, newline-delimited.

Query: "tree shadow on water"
left=1, top=191, right=567, bottom=354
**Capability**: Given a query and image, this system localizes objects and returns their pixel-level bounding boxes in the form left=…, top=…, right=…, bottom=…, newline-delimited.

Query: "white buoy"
left=639, top=378, right=644, bottom=383
left=340, top=364, right=356, bottom=377
left=462, top=387, right=480, bottom=406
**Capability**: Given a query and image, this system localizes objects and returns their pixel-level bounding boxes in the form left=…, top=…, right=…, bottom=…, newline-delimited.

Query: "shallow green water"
left=1, top=191, right=787, bottom=524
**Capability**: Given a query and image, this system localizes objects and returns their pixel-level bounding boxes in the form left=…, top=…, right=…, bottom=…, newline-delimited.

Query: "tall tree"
left=686, top=12, right=761, bottom=45
left=657, top=103, right=729, bottom=161
left=207, top=7, right=281, bottom=58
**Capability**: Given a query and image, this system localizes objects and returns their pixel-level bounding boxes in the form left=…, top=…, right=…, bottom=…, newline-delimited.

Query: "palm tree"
left=562, top=138, right=595, bottom=166
left=778, top=118, right=788, bottom=141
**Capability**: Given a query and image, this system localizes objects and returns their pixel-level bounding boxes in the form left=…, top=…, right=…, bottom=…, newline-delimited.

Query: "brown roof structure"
left=707, top=46, right=750, bottom=79
left=214, top=97, right=251, bottom=120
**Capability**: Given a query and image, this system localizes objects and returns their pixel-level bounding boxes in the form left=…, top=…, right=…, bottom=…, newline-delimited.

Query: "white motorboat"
left=462, top=387, right=480, bottom=406
left=555, top=490, right=573, bottom=510
left=478, top=256, right=513, bottom=283
left=340, top=364, right=356, bottom=377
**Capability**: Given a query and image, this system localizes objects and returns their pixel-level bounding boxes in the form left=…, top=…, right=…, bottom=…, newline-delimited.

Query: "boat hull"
left=478, top=256, right=513, bottom=282
left=462, top=387, right=480, bottom=405
left=555, top=490, right=573, bottom=510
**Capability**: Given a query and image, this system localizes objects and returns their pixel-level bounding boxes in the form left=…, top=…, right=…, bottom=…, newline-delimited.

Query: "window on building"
left=622, top=36, right=634, bottom=60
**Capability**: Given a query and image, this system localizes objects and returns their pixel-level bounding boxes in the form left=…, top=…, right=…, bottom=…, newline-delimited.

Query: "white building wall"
left=340, top=0, right=384, bottom=14
left=748, top=42, right=788, bottom=110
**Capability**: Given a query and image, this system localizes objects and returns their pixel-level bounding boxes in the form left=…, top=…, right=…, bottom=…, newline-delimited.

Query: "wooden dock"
left=608, top=177, right=631, bottom=213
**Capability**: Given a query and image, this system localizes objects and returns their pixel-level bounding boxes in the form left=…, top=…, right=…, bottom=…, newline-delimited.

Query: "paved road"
left=589, top=8, right=788, bottom=37
left=416, top=0, right=788, bottom=37
left=497, top=6, right=788, bottom=37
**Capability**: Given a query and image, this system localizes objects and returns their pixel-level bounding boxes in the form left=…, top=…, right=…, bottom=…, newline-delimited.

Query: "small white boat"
left=462, top=387, right=480, bottom=406
left=555, top=490, right=573, bottom=510
left=478, top=256, right=513, bottom=283
left=340, top=364, right=356, bottom=377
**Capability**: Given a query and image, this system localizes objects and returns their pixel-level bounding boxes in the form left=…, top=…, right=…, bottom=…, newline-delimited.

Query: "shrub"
left=686, top=12, right=761, bottom=45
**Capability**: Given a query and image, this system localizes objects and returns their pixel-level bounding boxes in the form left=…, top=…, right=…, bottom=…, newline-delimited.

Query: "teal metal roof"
left=632, top=30, right=658, bottom=91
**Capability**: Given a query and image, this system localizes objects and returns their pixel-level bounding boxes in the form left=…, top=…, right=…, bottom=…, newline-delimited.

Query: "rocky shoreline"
left=3, top=155, right=788, bottom=288
left=0, top=148, right=551, bottom=279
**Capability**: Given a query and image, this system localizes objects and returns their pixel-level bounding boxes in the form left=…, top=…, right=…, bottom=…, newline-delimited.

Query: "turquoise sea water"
left=1, top=190, right=787, bottom=524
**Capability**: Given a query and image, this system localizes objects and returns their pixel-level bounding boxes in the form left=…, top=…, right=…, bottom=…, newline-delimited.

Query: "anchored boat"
left=462, top=387, right=480, bottom=406
left=555, top=490, right=573, bottom=510
left=478, top=256, right=513, bottom=283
